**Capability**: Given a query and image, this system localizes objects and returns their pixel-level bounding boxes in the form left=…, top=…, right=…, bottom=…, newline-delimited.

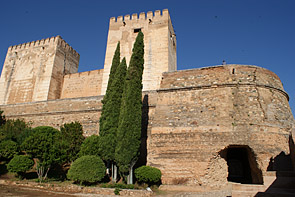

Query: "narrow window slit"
left=134, top=28, right=141, bottom=33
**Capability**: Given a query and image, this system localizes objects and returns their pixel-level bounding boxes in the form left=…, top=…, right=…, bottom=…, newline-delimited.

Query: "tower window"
left=134, top=28, right=141, bottom=33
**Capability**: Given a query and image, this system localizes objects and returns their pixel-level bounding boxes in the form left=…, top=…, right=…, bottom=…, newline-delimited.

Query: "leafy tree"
left=78, top=135, right=101, bottom=157
left=7, top=155, right=34, bottom=179
left=115, top=31, right=144, bottom=184
left=135, top=166, right=161, bottom=186
left=0, top=119, right=32, bottom=145
left=67, top=155, right=106, bottom=185
left=21, top=126, right=67, bottom=182
left=60, top=122, right=85, bottom=162
left=0, top=110, right=6, bottom=127
left=99, top=57, right=127, bottom=181
left=0, top=140, right=19, bottom=161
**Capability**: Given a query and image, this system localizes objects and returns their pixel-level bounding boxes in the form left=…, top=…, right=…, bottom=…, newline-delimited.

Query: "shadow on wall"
left=219, top=145, right=263, bottom=184
left=267, top=152, right=293, bottom=172
left=134, top=94, right=149, bottom=168
left=255, top=134, right=295, bottom=196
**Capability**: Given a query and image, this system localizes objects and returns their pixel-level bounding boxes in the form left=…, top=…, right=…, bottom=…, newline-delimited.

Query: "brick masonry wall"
left=0, top=91, right=158, bottom=137
left=0, top=64, right=294, bottom=187
left=61, top=69, right=104, bottom=99
left=148, top=65, right=294, bottom=186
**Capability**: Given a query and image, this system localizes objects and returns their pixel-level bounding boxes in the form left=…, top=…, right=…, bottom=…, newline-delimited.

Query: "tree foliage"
left=0, top=110, right=6, bottom=127
left=135, top=166, right=162, bottom=186
left=7, top=155, right=34, bottom=178
left=21, top=126, right=67, bottom=182
left=67, top=155, right=106, bottom=185
left=78, top=135, right=101, bottom=157
left=115, top=31, right=144, bottom=179
left=60, top=122, right=85, bottom=162
left=0, top=140, right=19, bottom=161
left=0, top=119, right=32, bottom=145
left=99, top=57, right=127, bottom=161
left=103, top=42, right=121, bottom=99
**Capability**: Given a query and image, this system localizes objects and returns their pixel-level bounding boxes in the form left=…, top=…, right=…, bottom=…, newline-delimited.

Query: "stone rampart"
left=148, top=64, right=294, bottom=186
left=101, top=9, right=176, bottom=95
left=0, top=36, right=79, bottom=105
left=61, top=69, right=104, bottom=99
left=0, top=91, right=158, bottom=137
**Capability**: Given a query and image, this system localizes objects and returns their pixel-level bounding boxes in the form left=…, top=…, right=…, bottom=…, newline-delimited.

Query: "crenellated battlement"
left=8, top=36, right=79, bottom=58
left=109, top=9, right=169, bottom=24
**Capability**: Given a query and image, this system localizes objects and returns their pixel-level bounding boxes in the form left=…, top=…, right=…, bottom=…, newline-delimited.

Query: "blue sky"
left=0, top=0, right=294, bottom=114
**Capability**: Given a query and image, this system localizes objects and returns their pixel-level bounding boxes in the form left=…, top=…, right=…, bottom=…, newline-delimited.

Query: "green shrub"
left=135, top=166, right=161, bottom=186
left=0, top=119, right=32, bottom=145
left=114, top=188, right=121, bottom=195
left=67, top=155, right=106, bottom=185
left=7, top=155, right=34, bottom=178
left=60, top=122, right=85, bottom=162
left=78, top=135, right=101, bottom=157
left=0, top=140, right=19, bottom=161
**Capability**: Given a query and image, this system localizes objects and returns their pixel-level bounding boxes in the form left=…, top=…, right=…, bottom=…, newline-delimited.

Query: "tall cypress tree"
left=115, top=31, right=144, bottom=184
left=99, top=42, right=122, bottom=177
left=99, top=58, right=127, bottom=181
left=99, top=42, right=120, bottom=136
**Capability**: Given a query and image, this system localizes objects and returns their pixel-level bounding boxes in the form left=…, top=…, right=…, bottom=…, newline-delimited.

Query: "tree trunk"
left=112, top=163, right=118, bottom=183
left=114, top=164, right=118, bottom=182
left=127, top=160, right=136, bottom=184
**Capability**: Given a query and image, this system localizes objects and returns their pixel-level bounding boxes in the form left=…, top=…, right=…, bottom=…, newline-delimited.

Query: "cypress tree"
left=99, top=42, right=120, bottom=135
left=99, top=58, right=127, bottom=180
left=99, top=42, right=127, bottom=181
left=115, top=31, right=144, bottom=184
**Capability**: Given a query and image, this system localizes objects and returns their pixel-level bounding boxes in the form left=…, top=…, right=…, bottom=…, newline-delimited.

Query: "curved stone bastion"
left=147, top=64, right=294, bottom=187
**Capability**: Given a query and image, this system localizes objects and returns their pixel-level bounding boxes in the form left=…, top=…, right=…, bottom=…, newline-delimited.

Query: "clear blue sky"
left=0, top=0, right=294, bottom=114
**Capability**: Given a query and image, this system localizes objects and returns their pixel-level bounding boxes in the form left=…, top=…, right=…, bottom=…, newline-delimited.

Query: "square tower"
left=101, top=9, right=177, bottom=94
left=0, top=36, right=79, bottom=105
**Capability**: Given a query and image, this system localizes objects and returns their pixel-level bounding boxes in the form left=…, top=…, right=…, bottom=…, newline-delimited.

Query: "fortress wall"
left=61, top=69, right=104, bottom=99
left=160, top=64, right=284, bottom=91
left=0, top=36, right=80, bottom=104
left=148, top=65, right=294, bottom=186
left=0, top=91, right=158, bottom=137
left=48, top=38, right=80, bottom=100
left=0, top=37, right=58, bottom=104
left=101, top=9, right=176, bottom=95
left=0, top=96, right=103, bottom=136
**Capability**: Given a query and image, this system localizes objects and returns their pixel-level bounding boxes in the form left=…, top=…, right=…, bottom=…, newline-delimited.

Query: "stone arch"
left=219, top=145, right=263, bottom=184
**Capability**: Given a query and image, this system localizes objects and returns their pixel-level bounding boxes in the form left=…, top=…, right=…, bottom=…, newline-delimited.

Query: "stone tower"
left=101, top=9, right=177, bottom=94
left=0, top=36, right=79, bottom=105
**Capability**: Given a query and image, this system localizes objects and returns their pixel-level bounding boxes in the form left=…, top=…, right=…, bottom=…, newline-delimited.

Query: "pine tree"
left=115, top=31, right=144, bottom=184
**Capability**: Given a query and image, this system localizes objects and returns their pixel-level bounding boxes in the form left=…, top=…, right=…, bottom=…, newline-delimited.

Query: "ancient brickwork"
left=0, top=96, right=102, bottom=136
left=0, top=36, right=79, bottom=105
left=101, top=9, right=177, bottom=94
left=61, top=69, right=104, bottom=99
left=0, top=9, right=294, bottom=188
left=148, top=65, right=294, bottom=186
left=0, top=91, right=158, bottom=137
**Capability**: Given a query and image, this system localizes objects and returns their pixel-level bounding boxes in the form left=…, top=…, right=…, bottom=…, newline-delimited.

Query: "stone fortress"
left=0, top=9, right=294, bottom=188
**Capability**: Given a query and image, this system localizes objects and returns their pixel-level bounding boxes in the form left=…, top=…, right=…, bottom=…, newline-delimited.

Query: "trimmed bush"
left=67, top=155, right=106, bottom=185
left=0, top=140, right=18, bottom=161
left=78, top=135, right=101, bottom=157
left=135, top=166, right=161, bottom=186
left=7, top=155, right=34, bottom=178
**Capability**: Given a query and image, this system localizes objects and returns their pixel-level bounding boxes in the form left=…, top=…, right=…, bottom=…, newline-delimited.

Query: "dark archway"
left=220, top=145, right=263, bottom=184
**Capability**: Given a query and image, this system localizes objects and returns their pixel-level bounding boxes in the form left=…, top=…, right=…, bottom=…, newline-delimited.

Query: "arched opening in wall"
left=219, top=145, right=263, bottom=184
